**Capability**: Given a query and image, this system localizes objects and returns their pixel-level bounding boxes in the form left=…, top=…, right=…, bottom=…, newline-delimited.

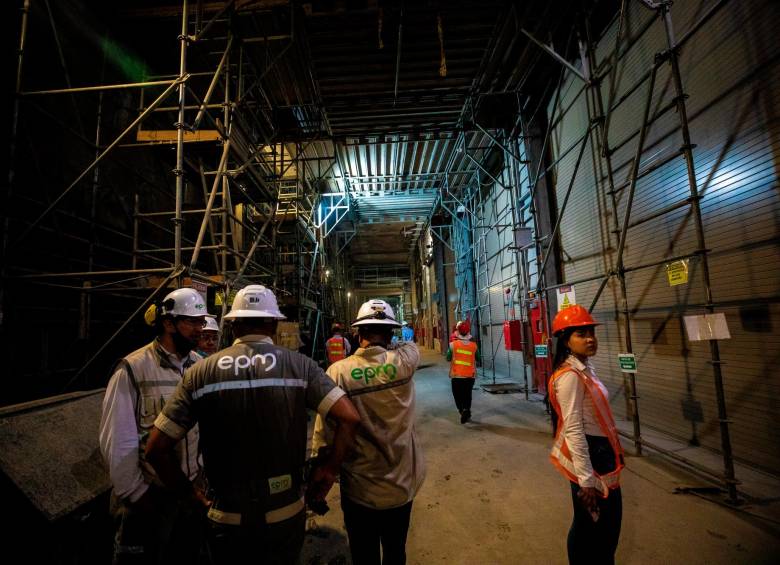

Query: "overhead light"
left=325, top=269, right=331, bottom=277
left=347, top=291, right=352, bottom=297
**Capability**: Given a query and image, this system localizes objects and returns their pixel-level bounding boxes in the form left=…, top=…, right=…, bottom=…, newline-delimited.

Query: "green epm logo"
left=350, top=363, right=397, bottom=385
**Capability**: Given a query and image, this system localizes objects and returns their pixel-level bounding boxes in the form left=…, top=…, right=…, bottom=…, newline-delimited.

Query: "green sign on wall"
left=618, top=353, right=637, bottom=373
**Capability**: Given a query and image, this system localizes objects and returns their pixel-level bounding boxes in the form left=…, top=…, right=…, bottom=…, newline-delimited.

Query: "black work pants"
left=567, top=436, right=623, bottom=565
left=341, top=496, right=413, bottom=565
left=111, top=485, right=206, bottom=565
left=205, top=510, right=306, bottom=565
left=450, top=377, right=474, bottom=413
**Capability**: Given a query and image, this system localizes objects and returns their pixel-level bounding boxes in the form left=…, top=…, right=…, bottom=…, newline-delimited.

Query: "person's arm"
left=145, top=373, right=210, bottom=508
left=394, top=340, right=421, bottom=370
left=311, top=366, right=339, bottom=456
left=99, top=365, right=150, bottom=505
left=145, top=428, right=199, bottom=501
left=556, top=372, right=595, bottom=485
left=555, top=371, right=600, bottom=508
left=306, top=395, right=360, bottom=504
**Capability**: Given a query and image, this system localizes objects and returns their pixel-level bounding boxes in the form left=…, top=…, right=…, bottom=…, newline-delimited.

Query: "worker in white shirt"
left=312, top=299, right=426, bottom=565
left=99, top=287, right=207, bottom=564
left=547, top=305, right=625, bottom=565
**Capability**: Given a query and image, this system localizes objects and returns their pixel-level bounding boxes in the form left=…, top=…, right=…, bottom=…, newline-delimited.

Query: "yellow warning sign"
left=666, top=260, right=689, bottom=286
left=215, top=289, right=238, bottom=306
left=556, top=285, right=576, bottom=312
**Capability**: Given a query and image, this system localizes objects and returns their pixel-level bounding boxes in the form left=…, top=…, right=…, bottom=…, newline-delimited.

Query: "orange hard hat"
left=552, top=304, right=600, bottom=336
left=456, top=320, right=471, bottom=335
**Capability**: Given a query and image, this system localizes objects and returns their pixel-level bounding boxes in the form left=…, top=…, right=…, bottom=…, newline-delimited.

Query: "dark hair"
left=231, top=317, right=278, bottom=338
left=358, top=325, right=394, bottom=344
left=552, top=327, right=577, bottom=371
left=546, top=327, right=576, bottom=437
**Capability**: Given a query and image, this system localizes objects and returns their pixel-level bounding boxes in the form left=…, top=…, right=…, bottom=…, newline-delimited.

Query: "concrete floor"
left=302, top=348, right=780, bottom=564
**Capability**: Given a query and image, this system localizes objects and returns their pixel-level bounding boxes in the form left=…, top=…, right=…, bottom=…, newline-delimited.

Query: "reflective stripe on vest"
left=450, top=341, right=477, bottom=378
left=548, top=364, right=624, bottom=496
left=326, top=337, right=346, bottom=363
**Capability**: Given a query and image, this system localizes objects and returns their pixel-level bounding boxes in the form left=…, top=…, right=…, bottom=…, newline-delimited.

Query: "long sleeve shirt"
left=99, top=341, right=200, bottom=503
left=553, top=355, right=609, bottom=488
left=312, top=341, right=426, bottom=509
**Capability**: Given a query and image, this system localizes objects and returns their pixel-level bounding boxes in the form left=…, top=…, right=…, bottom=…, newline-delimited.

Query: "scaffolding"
left=427, top=0, right=743, bottom=501
left=517, top=0, right=739, bottom=500
left=4, top=1, right=349, bottom=387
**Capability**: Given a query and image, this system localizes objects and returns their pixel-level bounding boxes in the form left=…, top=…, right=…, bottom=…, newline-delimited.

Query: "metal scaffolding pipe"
left=173, top=0, right=189, bottom=268
left=62, top=267, right=183, bottom=392
left=191, top=0, right=235, bottom=42
left=191, top=36, right=233, bottom=131
left=13, top=76, right=187, bottom=248
left=520, top=28, right=588, bottom=83
left=19, top=79, right=176, bottom=96
left=12, top=267, right=174, bottom=279
left=661, top=5, right=738, bottom=502
left=190, top=137, right=232, bottom=268
left=614, top=65, right=658, bottom=269
left=536, top=128, right=591, bottom=288
left=393, top=7, right=404, bottom=106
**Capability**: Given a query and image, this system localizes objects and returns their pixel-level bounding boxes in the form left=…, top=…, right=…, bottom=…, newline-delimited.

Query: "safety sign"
left=665, top=259, right=689, bottom=286
left=683, top=313, right=731, bottom=341
left=215, top=289, right=238, bottom=306
left=534, top=344, right=548, bottom=358
left=556, top=285, right=576, bottom=312
left=617, top=353, right=637, bottom=373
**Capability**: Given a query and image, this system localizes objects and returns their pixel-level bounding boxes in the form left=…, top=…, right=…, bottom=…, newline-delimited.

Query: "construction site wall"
left=547, top=0, right=779, bottom=474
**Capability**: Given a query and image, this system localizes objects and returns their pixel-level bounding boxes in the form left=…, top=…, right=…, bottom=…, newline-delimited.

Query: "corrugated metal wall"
left=473, top=139, right=536, bottom=384
left=546, top=0, right=780, bottom=474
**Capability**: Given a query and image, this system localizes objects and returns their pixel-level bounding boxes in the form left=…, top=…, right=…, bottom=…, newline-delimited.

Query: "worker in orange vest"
left=446, top=320, right=480, bottom=423
left=326, top=323, right=351, bottom=365
left=548, top=305, right=624, bottom=564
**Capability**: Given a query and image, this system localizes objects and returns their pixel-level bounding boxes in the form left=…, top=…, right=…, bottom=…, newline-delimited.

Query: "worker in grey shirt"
left=146, top=285, right=360, bottom=564
left=313, top=298, right=425, bottom=565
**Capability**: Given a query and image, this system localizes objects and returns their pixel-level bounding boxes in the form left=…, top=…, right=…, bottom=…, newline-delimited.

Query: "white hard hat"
left=203, top=315, right=220, bottom=332
left=224, top=285, right=286, bottom=319
left=352, top=299, right=401, bottom=327
left=160, top=288, right=207, bottom=318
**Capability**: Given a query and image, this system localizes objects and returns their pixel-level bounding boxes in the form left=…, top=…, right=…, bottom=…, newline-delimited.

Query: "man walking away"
left=446, top=320, right=480, bottom=424
left=325, top=323, right=351, bottom=365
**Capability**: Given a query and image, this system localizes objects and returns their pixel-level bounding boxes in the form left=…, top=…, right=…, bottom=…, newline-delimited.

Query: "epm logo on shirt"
left=350, top=363, right=397, bottom=385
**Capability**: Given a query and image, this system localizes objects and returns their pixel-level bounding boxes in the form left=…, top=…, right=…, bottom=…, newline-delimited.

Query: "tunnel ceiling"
left=19, top=0, right=612, bottom=279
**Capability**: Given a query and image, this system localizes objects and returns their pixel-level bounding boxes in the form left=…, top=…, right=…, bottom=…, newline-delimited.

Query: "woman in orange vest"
left=548, top=305, right=624, bottom=565
left=446, top=320, right=480, bottom=423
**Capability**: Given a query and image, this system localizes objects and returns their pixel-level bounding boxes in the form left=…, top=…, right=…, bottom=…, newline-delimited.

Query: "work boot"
left=460, top=409, right=471, bottom=424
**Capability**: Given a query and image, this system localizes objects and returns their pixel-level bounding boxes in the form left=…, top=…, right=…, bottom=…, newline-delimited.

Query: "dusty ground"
left=301, top=348, right=780, bottom=564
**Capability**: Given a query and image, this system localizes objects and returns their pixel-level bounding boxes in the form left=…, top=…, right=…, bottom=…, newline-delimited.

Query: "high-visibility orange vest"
left=326, top=336, right=346, bottom=363
left=450, top=340, right=477, bottom=378
left=548, top=364, right=624, bottom=496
